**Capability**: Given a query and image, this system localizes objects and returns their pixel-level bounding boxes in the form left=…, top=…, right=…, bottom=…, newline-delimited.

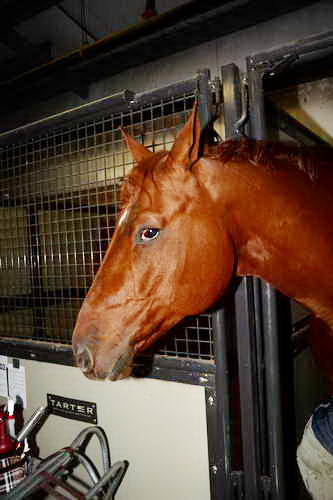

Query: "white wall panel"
left=24, top=359, right=211, bottom=500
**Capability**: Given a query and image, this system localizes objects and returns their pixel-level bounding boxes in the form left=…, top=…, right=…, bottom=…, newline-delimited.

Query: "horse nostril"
left=76, top=345, right=94, bottom=373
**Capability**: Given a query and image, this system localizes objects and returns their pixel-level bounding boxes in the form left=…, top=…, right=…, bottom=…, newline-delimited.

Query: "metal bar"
left=249, top=31, right=333, bottom=93
left=266, top=100, right=330, bottom=146
left=249, top=30, right=333, bottom=68
left=221, top=63, right=242, bottom=137
left=0, top=339, right=75, bottom=365
left=0, top=338, right=215, bottom=384
left=261, top=283, right=288, bottom=500
left=205, top=386, right=218, bottom=498
left=211, top=309, right=232, bottom=500
left=195, top=66, right=225, bottom=500
left=0, top=75, right=200, bottom=146
left=0, top=90, right=134, bottom=145
left=28, top=206, right=45, bottom=339
left=247, top=58, right=277, bottom=498
left=247, top=56, right=293, bottom=500
left=234, top=277, right=262, bottom=499
left=215, top=63, right=245, bottom=500
left=221, top=63, right=266, bottom=499
left=252, top=277, right=269, bottom=475
left=230, top=471, right=244, bottom=500
left=133, top=75, right=198, bottom=108
left=80, top=0, right=89, bottom=45
left=197, top=69, right=213, bottom=130
left=247, top=60, right=267, bottom=140
left=145, top=356, right=215, bottom=386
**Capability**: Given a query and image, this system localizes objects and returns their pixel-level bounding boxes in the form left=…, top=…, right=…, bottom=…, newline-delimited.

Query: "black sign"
left=47, top=394, right=97, bottom=424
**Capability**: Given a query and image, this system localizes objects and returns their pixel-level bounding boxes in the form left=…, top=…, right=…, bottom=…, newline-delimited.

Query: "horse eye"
left=137, top=227, right=160, bottom=242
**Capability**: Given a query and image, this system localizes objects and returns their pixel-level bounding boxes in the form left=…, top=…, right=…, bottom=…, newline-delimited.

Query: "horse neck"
left=196, top=157, right=278, bottom=267
left=196, top=156, right=333, bottom=327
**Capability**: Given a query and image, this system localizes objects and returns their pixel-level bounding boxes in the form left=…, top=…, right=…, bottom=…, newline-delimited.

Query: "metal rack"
left=0, top=71, right=215, bottom=364
left=4, top=426, right=128, bottom=499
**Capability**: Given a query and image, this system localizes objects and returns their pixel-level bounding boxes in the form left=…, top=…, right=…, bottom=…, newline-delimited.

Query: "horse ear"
left=120, top=128, right=154, bottom=163
left=168, top=101, right=201, bottom=168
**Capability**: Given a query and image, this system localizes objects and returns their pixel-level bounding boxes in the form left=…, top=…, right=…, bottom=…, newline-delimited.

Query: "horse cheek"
left=199, top=230, right=234, bottom=309
left=176, top=223, right=234, bottom=315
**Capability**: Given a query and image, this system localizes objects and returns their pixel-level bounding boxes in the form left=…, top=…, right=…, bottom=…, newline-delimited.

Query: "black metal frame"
left=212, top=64, right=269, bottom=500
left=233, top=29, right=333, bottom=500
left=214, top=47, right=329, bottom=499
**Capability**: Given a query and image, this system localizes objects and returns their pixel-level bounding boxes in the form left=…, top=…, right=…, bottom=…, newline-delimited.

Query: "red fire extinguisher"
left=0, top=408, right=26, bottom=494
left=0, top=409, right=15, bottom=454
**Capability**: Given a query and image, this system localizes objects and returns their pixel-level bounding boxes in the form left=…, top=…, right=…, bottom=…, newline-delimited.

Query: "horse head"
left=72, top=104, right=235, bottom=380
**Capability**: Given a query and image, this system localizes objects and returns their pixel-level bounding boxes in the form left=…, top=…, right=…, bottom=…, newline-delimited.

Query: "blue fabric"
left=311, top=397, right=333, bottom=456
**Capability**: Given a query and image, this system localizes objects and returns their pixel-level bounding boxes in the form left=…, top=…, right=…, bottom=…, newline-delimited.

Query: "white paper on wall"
left=0, top=355, right=8, bottom=399
left=8, top=363, right=27, bottom=408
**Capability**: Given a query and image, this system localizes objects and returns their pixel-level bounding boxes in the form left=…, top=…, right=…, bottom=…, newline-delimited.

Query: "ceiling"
left=0, top=0, right=319, bottom=114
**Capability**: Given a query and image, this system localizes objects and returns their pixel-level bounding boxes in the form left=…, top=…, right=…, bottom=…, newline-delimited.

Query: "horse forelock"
left=119, top=152, right=169, bottom=210
left=120, top=147, right=201, bottom=210
left=120, top=167, right=145, bottom=208
left=213, top=138, right=333, bottom=181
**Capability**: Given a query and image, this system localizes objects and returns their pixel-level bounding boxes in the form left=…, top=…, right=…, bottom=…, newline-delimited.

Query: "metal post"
left=247, top=56, right=292, bottom=500
left=211, top=309, right=233, bottom=500
left=197, top=68, right=231, bottom=500
left=261, top=283, right=289, bottom=500
left=204, top=63, right=247, bottom=500
left=234, top=277, right=263, bottom=498
left=197, top=69, right=213, bottom=130
left=221, top=64, right=242, bottom=138
left=222, top=63, right=266, bottom=500
left=246, top=59, right=267, bottom=139
left=28, top=206, right=44, bottom=338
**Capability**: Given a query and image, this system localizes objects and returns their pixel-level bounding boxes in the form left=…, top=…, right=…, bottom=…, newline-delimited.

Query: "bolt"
left=207, top=395, right=215, bottom=407
left=211, top=465, right=218, bottom=475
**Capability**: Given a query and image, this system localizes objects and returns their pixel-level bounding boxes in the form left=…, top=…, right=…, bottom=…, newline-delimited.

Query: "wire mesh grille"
left=0, top=92, right=214, bottom=361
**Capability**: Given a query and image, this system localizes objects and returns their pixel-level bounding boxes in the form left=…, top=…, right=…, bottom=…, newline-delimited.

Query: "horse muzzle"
left=73, top=333, right=135, bottom=381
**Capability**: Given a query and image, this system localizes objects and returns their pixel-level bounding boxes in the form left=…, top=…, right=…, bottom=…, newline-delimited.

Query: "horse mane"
left=213, top=138, right=333, bottom=181
left=119, top=138, right=333, bottom=210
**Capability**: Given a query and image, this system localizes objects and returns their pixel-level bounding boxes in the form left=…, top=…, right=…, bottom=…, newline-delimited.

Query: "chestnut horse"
left=72, top=103, right=333, bottom=382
